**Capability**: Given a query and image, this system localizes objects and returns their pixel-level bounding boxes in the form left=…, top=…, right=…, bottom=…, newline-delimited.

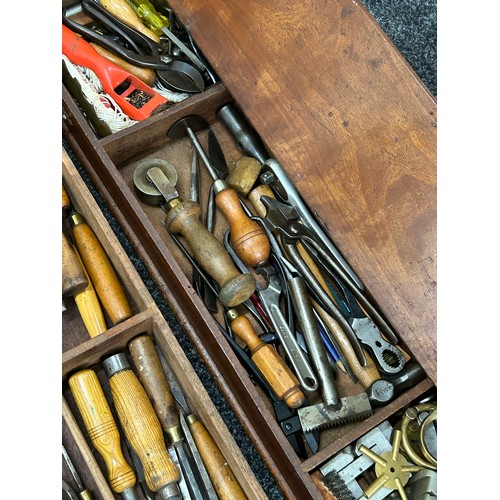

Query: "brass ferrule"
left=166, top=424, right=183, bottom=445
left=186, top=414, right=198, bottom=426
left=69, top=211, right=86, bottom=228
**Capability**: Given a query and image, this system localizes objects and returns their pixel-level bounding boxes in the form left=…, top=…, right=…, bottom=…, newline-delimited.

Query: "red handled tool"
left=62, top=24, right=168, bottom=121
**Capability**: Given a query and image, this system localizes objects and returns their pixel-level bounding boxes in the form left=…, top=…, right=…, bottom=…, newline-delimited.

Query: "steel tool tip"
left=120, top=488, right=140, bottom=500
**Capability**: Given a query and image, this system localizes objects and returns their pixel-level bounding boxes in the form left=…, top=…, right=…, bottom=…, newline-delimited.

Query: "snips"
left=261, top=196, right=406, bottom=375
left=62, top=0, right=205, bottom=93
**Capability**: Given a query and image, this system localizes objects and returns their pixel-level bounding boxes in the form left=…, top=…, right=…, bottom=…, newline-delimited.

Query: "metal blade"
left=207, top=129, right=229, bottom=179
left=297, top=393, right=373, bottom=432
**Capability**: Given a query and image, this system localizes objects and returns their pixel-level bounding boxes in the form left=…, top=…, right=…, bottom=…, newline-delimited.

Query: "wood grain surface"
left=170, top=0, right=437, bottom=384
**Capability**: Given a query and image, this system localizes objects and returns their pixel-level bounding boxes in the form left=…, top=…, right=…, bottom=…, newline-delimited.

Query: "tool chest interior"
left=61, top=1, right=437, bottom=499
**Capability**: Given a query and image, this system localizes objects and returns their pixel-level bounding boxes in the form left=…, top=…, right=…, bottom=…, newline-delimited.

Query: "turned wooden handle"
left=312, top=300, right=381, bottom=388
left=62, top=231, right=89, bottom=296
left=68, top=369, right=137, bottom=494
left=90, top=43, right=157, bottom=86
left=70, top=213, right=133, bottom=325
left=128, top=335, right=180, bottom=439
left=72, top=245, right=107, bottom=337
left=216, top=188, right=270, bottom=267
left=99, top=0, right=161, bottom=43
left=165, top=200, right=255, bottom=307
left=187, top=415, right=246, bottom=500
left=107, top=366, right=180, bottom=492
left=226, top=156, right=262, bottom=196
left=229, top=312, right=305, bottom=409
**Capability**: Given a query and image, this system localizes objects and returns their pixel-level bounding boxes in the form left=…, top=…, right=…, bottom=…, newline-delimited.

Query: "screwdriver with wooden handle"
left=155, top=343, right=247, bottom=500
left=102, top=353, right=182, bottom=499
left=70, top=212, right=133, bottom=325
left=128, top=334, right=217, bottom=499
left=68, top=369, right=139, bottom=499
left=99, top=0, right=161, bottom=43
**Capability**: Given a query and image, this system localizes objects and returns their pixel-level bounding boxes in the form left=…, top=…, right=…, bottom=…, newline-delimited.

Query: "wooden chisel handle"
left=165, top=200, right=256, bottom=308
left=99, top=0, right=161, bottom=43
left=70, top=212, right=133, bottom=325
left=248, top=184, right=275, bottom=218
left=103, top=354, right=181, bottom=497
left=62, top=230, right=89, bottom=296
left=186, top=414, right=247, bottom=500
left=128, top=335, right=181, bottom=443
left=90, top=43, right=157, bottom=86
left=68, top=369, right=137, bottom=494
left=312, top=299, right=381, bottom=389
left=227, top=309, right=305, bottom=409
left=72, top=246, right=107, bottom=338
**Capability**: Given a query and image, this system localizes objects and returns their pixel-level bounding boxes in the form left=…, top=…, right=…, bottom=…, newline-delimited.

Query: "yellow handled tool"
left=103, top=353, right=181, bottom=499
left=70, top=212, right=133, bottom=325
left=68, top=369, right=138, bottom=498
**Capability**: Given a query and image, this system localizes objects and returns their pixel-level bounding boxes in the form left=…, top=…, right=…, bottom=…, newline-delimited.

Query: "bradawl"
left=297, top=392, right=372, bottom=432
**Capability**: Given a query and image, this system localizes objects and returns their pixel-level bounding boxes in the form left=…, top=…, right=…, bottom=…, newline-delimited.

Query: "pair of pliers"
left=62, top=0, right=205, bottom=93
left=261, top=196, right=405, bottom=374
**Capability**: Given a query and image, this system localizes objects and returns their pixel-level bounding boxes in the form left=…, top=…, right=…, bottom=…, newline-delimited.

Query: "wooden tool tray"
left=62, top=148, right=267, bottom=499
left=62, top=1, right=437, bottom=499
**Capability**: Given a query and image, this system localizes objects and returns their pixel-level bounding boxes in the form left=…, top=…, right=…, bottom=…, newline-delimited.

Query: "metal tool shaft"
left=288, top=276, right=338, bottom=406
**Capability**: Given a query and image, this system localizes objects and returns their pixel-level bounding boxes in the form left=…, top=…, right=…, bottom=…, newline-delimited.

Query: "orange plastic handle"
left=62, top=24, right=167, bottom=121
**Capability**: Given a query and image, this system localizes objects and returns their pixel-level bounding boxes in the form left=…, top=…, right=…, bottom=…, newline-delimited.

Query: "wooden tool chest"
left=62, top=1, right=437, bottom=499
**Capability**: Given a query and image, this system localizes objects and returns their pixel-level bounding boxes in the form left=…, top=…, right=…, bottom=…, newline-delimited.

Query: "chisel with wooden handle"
left=155, top=345, right=247, bottom=500
left=70, top=212, right=133, bottom=325
left=68, top=369, right=139, bottom=499
left=128, top=335, right=217, bottom=499
left=102, top=353, right=181, bottom=499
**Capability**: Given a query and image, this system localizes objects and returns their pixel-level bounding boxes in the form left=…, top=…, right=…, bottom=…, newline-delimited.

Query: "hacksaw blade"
left=297, top=393, right=373, bottom=432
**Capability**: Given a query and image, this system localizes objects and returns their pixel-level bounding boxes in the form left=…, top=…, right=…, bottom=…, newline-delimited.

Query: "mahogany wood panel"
left=170, top=0, right=437, bottom=384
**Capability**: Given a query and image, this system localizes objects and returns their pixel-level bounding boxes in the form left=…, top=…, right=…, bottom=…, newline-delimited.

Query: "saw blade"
left=297, top=393, right=373, bottom=432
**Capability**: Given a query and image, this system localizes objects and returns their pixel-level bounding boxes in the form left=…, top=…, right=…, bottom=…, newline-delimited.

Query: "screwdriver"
left=102, top=353, right=182, bottom=499
left=128, top=334, right=217, bottom=499
left=68, top=369, right=138, bottom=499
left=62, top=444, right=94, bottom=500
left=168, top=116, right=271, bottom=268
left=70, top=212, right=133, bottom=325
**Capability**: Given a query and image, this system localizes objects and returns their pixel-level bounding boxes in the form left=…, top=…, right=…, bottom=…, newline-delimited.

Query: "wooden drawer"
left=62, top=1, right=436, bottom=499
left=62, top=148, right=266, bottom=499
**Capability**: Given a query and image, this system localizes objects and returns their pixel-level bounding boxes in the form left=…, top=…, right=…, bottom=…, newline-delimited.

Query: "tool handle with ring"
left=68, top=369, right=138, bottom=496
left=103, top=353, right=181, bottom=499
